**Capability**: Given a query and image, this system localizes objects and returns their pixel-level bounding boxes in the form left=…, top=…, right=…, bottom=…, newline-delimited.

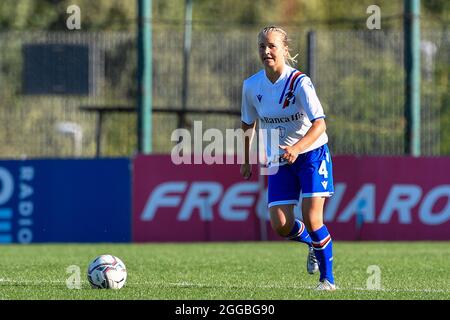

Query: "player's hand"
left=240, top=163, right=252, bottom=180
left=279, top=145, right=299, bottom=164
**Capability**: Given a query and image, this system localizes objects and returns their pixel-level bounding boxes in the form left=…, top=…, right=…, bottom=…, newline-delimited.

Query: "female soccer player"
left=240, top=26, right=336, bottom=290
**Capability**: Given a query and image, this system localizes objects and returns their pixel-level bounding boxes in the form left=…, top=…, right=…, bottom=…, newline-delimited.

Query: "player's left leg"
left=297, top=143, right=335, bottom=290
left=302, top=197, right=335, bottom=290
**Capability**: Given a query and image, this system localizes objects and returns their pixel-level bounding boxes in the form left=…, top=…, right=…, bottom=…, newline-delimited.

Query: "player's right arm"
left=240, top=121, right=256, bottom=179
left=240, top=80, right=258, bottom=180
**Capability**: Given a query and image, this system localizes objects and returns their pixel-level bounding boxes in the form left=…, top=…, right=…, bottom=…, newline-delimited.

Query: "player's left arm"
left=280, top=119, right=325, bottom=163
left=292, top=118, right=326, bottom=152
left=280, top=77, right=326, bottom=163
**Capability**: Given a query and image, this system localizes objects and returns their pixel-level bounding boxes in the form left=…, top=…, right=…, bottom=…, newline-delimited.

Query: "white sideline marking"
left=0, top=278, right=64, bottom=285
left=164, top=281, right=450, bottom=294
left=0, top=278, right=448, bottom=294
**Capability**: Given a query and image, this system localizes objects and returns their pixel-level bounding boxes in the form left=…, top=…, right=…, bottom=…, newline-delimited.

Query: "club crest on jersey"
left=257, top=94, right=262, bottom=102
left=281, top=71, right=303, bottom=109
left=282, top=91, right=295, bottom=108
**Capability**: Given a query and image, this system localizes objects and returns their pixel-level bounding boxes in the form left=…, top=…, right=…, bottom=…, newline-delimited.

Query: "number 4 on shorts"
left=318, top=160, right=328, bottom=178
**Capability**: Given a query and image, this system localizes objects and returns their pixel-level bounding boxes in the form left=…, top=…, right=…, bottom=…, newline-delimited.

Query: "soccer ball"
left=87, top=254, right=127, bottom=289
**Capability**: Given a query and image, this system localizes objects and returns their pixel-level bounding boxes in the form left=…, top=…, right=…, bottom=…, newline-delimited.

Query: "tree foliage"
left=0, top=0, right=448, bottom=30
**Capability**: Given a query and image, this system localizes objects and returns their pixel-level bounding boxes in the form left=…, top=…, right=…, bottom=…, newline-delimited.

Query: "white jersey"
left=241, top=65, right=328, bottom=166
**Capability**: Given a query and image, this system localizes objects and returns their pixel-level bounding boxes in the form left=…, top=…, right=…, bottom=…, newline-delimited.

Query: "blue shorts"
left=268, top=144, right=334, bottom=208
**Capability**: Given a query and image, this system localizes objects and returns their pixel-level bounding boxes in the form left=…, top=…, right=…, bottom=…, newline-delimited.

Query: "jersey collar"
left=263, top=65, right=290, bottom=86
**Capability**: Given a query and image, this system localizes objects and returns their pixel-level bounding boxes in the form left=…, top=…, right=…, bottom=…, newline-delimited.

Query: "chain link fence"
left=0, top=26, right=448, bottom=158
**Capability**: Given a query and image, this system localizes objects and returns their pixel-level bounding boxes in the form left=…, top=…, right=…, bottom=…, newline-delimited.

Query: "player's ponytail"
left=257, top=26, right=299, bottom=67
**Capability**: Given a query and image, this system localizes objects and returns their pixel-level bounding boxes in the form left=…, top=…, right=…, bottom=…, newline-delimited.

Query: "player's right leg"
left=268, top=164, right=303, bottom=238
left=268, top=164, right=317, bottom=274
left=269, top=205, right=318, bottom=275
left=269, top=204, right=296, bottom=237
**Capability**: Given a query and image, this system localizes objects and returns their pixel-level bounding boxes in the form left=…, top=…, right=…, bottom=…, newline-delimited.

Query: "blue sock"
left=285, top=219, right=312, bottom=246
left=310, top=225, right=334, bottom=284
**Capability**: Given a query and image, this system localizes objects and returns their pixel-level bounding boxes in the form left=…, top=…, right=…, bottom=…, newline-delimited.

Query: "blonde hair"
left=257, top=26, right=299, bottom=66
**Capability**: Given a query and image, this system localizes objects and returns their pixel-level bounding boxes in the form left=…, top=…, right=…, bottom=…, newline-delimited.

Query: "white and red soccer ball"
left=87, top=255, right=127, bottom=289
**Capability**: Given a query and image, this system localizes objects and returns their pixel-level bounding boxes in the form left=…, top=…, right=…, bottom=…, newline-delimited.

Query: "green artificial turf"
left=0, top=242, right=448, bottom=300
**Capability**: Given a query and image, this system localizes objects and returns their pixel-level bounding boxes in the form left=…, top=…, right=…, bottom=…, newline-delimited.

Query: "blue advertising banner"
left=0, top=159, right=131, bottom=243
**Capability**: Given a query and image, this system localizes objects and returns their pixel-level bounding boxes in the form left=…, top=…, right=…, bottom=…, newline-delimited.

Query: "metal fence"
left=0, top=31, right=137, bottom=158
left=0, top=27, right=448, bottom=158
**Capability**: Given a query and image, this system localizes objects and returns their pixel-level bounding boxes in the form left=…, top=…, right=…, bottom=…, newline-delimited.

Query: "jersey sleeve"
left=296, top=76, right=325, bottom=121
left=241, top=80, right=258, bottom=125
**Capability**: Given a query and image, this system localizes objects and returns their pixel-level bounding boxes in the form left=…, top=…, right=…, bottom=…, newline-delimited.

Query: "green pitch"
left=0, top=242, right=449, bottom=300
